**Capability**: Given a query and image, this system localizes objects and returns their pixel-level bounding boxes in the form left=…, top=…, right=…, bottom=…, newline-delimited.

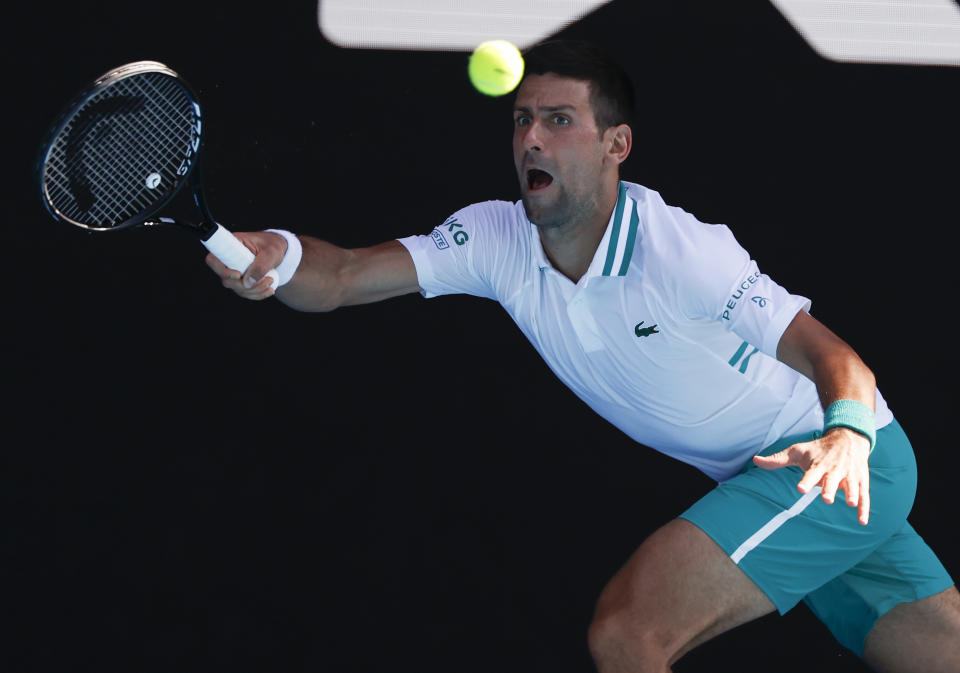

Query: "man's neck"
left=538, top=180, right=620, bottom=283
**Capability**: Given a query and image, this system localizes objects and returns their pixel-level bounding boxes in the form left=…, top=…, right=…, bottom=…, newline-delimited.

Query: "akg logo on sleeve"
left=430, top=216, right=470, bottom=250
left=443, top=217, right=469, bottom=245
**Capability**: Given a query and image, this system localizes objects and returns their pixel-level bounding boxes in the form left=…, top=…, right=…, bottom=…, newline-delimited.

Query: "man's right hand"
left=206, top=232, right=420, bottom=312
left=205, top=230, right=287, bottom=301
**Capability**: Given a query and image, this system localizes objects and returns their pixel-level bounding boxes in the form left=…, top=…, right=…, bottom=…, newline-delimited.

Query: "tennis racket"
left=37, top=60, right=279, bottom=287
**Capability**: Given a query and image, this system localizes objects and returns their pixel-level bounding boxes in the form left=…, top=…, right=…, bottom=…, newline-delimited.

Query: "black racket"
left=37, top=60, right=279, bottom=286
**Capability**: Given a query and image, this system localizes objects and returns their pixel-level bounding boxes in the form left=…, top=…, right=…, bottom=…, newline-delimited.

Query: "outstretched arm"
left=753, top=310, right=876, bottom=524
left=205, top=231, right=422, bottom=312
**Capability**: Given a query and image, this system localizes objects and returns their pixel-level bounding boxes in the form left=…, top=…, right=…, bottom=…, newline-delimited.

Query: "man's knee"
left=587, top=604, right=670, bottom=671
left=586, top=547, right=682, bottom=671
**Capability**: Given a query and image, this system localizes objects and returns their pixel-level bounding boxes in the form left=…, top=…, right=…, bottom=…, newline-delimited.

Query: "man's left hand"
left=752, top=427, right=871, bottom=525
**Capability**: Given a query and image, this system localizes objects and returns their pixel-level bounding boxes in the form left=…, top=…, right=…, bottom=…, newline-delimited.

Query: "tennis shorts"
left=680, top=418, right=954, bottom=655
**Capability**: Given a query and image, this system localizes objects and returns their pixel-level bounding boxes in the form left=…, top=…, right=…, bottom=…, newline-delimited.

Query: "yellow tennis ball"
left=468, top=40, right=524, bottom=97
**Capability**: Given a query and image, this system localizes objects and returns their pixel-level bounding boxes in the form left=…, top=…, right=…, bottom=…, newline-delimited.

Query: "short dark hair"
left=521, top=39, right=636, bottom=132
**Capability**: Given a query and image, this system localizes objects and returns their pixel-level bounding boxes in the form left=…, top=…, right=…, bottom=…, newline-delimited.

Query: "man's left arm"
left=753, top=310, right=876, bottom=525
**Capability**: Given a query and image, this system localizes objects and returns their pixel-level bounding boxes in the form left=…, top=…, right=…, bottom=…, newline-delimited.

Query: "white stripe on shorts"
left=730, top=486, right=822, bottom=565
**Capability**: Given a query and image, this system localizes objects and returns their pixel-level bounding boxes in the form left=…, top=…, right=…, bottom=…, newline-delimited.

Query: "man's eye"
left=515, top=116, right=531, bottom=126
left=552, top=115, right=569, bottom=126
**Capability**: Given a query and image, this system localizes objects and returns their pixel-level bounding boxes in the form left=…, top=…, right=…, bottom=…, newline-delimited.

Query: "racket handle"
left=203, top=223, right=280, bottom=289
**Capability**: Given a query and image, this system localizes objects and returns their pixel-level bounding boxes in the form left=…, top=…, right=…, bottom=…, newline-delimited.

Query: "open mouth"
left=526, top=168, right=554, bottom=192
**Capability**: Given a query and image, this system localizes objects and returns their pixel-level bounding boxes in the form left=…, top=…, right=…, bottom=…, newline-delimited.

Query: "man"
left=207, top=40, right=959, bottom=672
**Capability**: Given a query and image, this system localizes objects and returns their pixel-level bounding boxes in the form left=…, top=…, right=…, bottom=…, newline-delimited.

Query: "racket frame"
left=37, top=60, right=209, bottom=237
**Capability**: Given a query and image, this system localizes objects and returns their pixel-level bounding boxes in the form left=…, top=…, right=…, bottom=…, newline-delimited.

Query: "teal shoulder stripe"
left=728, top=341, right=749, bottom=367
left=728, top=341, right=759, bottom=373
left=601, top=182, right=628, bottom=276
left=616, top=198, right=640, bottom=276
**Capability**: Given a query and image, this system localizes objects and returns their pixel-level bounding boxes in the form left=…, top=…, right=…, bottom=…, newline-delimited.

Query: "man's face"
left=513, top=73, right=609, bottom=230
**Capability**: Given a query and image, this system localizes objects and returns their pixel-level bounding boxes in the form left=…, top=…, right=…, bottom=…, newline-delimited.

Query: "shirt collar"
left=528, top=181, right=641, bottom=280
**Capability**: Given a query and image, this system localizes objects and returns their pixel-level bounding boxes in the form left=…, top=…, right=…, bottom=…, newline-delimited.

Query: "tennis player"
left=207, top=40, right=960, bottom=672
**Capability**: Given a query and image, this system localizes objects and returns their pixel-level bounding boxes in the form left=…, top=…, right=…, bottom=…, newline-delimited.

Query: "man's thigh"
left=590, top=518, right=776, bottom=665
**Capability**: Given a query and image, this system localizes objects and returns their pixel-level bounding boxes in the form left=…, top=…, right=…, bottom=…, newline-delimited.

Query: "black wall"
left=6, top=2, right=958, bottom=671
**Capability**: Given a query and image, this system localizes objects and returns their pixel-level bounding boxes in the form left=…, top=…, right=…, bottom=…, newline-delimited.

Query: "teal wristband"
left=823, top=399, right=876, bottom=453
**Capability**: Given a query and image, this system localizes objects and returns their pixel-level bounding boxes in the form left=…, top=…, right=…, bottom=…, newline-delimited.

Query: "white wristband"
left=265, top=229, right=303, bottom=286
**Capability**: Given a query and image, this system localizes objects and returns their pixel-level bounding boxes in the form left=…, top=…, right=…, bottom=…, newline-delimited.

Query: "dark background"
left=5, top=1, right=958, bottom=671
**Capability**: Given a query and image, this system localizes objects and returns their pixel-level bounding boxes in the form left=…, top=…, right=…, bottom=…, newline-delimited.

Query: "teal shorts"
left=680, top=418, right=954, bottom=655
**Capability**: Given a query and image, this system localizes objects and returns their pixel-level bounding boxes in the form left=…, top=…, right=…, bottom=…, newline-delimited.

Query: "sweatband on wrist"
left=823, top=399, right=876, bottom=453
left=265, top=229, right=303, bottom=286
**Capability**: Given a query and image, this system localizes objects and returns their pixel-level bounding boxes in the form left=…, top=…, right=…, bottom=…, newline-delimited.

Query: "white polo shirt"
left=398, top=181, right=891, bottom=482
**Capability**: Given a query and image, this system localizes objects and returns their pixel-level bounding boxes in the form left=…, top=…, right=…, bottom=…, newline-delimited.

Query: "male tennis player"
left=207, top=40, right=960, bottom=672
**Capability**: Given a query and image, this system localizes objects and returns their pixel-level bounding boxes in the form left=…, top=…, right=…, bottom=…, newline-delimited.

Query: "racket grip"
left=203, top=223, right=280, bottom=289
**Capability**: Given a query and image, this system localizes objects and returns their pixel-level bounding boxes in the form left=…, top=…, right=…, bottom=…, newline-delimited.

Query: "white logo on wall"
left=319, top=0, right=960, bottom=66
left=318, top=0, right=612, bottom=50
left=769, top=0, right=960, bottom=66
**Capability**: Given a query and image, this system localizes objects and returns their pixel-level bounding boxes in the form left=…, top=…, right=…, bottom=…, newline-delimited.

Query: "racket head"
left=37, top=60, right=204, bottom=232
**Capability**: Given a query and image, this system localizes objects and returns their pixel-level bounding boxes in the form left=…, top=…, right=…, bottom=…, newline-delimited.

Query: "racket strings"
left=61, top=95, right=150, bottom=219
left=45, top=84, right=172, bottom=225
left=86, top=78, right=191, bottom=216
left=60, top=75, right=191, bottom=210
left=43, top=72, right=199, bottom=229
left=92, top=75, right=195, bottom=218
left=46, top=91, right=145, bottom=218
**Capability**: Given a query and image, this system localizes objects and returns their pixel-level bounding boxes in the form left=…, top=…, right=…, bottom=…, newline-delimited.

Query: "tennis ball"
left=468, top=40, right=524, bottom=97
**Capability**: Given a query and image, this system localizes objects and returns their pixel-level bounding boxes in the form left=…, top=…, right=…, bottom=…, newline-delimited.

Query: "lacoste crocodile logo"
left=634, top=321, right=660, bottom=338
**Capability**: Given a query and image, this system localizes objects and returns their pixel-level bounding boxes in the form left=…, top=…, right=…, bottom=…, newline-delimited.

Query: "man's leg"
left=861, top=586, right=960, bottom=673
left=587, top=518, right=775, bottom=673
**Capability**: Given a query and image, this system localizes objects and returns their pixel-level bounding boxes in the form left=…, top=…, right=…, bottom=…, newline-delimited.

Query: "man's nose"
left=522, top=121, right=543, bottom=152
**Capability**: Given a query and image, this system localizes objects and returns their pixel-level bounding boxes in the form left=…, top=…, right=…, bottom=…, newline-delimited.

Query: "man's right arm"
left=205, top=231, right=422, bottom=312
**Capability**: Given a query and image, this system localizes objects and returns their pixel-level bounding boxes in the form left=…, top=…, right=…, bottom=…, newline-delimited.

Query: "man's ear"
left=606, top=123, right=632, bottom=165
